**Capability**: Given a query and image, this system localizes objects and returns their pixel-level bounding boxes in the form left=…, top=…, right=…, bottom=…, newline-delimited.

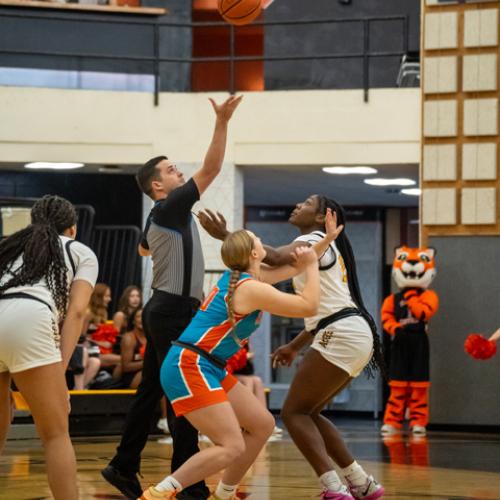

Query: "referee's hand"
left=209, top=95, right=243, bottom=122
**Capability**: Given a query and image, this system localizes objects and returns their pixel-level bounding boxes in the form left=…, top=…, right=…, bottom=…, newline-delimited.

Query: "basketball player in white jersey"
left=199, top=195, right=386, bottom=500
left=0, top=195, right=98, bottom=500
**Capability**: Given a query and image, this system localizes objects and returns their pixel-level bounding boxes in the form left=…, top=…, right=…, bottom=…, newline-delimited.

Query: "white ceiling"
left=0, top=162, right=420, bottom=208
left=243, top=164, right=419, bottom=207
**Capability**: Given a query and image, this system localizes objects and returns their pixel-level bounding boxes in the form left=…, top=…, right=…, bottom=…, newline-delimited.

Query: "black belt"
left=314, top=307, right=361, bottom=333
left=0, top=292, right=53, bottom=311
left=171, top=340, right=227, bottom=370
left=151, top=289, right=201, bottom=309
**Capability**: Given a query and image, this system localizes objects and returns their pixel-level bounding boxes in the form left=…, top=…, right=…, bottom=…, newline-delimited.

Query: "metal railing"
left=75, top=204, right=95, bottom=246
left=0, top=10, right=410, bottom=104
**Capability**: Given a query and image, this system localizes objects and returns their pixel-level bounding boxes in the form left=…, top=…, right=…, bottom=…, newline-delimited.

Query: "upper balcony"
left=0, top=0, right=420, bottom=103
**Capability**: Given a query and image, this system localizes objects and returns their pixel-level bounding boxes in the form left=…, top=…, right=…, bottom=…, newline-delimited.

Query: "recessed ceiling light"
left=98, top=165, right=124, bottom=174
left=323, top=166, right=378, bottom=175
left=364, top=178, right=416, bottom=187
left=25, top=162, right=84, bottom=170
left=401, top=188, right=421, bottom=196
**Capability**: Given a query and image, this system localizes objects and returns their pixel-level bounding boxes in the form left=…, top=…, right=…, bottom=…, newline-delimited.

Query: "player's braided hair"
left=226, top=269, right=241, bottom=326
left=0, top=195, right=77, bottom=316
left=221, top=229, right=254, bottom=326
left=317, top=195, right=388, bottom=379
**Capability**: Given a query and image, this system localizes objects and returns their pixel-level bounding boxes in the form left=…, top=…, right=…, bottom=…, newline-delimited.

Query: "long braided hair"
left=317, top=196, right=387, bottom=379
left=0, top=195, right=77, bottom=316
left=220, top=230, right=254, bottom=326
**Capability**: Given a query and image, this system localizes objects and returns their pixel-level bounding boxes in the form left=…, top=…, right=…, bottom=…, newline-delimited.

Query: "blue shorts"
left=161, top=345, right=238, bottom=417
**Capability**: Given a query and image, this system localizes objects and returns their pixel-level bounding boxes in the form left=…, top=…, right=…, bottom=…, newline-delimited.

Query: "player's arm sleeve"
left=71, top=242, right=99, bottom=287
left=293, top=234, right=317, bottom=246
left=153, top=178, right=200, bottom=228
left=140, top=214, right=152, bottom=250
left=294, top=233, right=335, bottom=268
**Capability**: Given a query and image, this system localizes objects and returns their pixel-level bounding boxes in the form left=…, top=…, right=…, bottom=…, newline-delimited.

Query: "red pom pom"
left=91, top=323, right=119, bottom=355
left=464, top=334, right=497, bottom=360
left=226, top=348, right=248, bottom=374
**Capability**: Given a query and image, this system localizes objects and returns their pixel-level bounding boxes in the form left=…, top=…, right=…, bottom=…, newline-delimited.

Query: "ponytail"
left=226, top=269, right=241, bottom=326
left=0, top=195, right=76, bottom=316
left=318, top=196, right=388, bottom=379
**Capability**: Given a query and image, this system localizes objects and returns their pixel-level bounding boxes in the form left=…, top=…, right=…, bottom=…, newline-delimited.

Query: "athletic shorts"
left=0, top=299, right=61, bottom=374
left=311, top=315, right=373, bottom=377
left=161, top=345, right=238, bottom=417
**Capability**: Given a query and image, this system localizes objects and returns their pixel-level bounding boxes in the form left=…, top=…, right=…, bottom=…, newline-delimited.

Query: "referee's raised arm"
left=103, top=95, right=244, bottom=500
left=192, top=95, right=243, bottom=195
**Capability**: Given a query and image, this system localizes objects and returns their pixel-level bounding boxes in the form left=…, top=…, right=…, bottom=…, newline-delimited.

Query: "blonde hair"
left=89, top=283, right=111, bottom=325
left=221, top=230, right=254, bottom=325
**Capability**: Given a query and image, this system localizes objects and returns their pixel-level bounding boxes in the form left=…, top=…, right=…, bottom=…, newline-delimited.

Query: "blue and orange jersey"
left=177, top=271, right=262, bottom=361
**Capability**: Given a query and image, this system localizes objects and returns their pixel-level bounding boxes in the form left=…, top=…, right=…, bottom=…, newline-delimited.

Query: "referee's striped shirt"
left=141, top=178, right=204, bottom=302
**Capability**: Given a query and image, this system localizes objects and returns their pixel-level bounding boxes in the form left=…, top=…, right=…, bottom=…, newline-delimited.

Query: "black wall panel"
left=0, top=171, right=142, bottom=227
left=264, top=0, right=420, bottom=90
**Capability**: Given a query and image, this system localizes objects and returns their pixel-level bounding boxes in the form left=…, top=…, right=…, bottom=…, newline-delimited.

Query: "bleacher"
left=10, top=387, right=272, bottom=438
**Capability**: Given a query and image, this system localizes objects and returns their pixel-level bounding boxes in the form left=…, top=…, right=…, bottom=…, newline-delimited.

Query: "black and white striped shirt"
left=141, top=179, right=205, bottom=302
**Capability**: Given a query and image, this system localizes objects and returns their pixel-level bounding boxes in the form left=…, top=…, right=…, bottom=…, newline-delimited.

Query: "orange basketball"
left=218, top=0, right=262, bottom=26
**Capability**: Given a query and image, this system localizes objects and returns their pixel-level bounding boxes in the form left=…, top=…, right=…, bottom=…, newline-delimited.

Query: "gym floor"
left=1, top=418, right=500, bottom=499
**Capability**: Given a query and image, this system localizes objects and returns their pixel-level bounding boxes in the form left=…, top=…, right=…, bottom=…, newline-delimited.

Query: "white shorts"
left=0, top=299, right=61, bottom=374
left=311, top=315, right=373, bottom=377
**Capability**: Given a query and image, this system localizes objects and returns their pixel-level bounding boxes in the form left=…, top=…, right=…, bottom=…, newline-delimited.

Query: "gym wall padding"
left=428, top=236, right=500, bottom=426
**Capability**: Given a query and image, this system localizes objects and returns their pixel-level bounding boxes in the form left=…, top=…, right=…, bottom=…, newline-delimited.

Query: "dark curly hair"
left=317, top=195, right=388, bottom=379
left=0, top=195, right=77, bottom=316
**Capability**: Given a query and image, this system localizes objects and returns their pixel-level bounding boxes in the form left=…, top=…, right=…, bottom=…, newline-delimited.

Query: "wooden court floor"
left=1, top=419, right=500, bottom=500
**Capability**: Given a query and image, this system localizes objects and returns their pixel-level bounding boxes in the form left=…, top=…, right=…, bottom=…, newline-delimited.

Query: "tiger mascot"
left=381, top=246, right=439, bottom=436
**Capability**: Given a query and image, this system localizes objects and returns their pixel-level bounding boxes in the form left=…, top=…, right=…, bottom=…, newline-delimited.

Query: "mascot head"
left=392, top=246, right=437, bottom=290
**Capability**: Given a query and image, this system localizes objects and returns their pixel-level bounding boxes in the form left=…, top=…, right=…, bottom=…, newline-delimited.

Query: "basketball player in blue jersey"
left=139, top=211, right=342, bottom=500
left=199, top=196, right=386, bottom=500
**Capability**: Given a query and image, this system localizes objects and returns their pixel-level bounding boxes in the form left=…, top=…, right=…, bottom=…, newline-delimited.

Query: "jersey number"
left=338, top=255, right=348, bottom=283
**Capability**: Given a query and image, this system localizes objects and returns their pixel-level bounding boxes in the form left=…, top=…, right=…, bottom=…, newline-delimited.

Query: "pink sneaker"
left=320, top=487, right=355, bottom=499
left=349, top=476, right=385, bottom=500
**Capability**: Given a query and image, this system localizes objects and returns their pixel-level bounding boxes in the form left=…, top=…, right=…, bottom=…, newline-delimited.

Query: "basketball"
left=218, top=0, right=262, bottom=26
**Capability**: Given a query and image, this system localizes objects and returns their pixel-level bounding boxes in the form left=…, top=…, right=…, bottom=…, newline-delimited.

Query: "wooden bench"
left=13, top=390, right=139, bottom=436
left=13, top=389, right=137, bottom=411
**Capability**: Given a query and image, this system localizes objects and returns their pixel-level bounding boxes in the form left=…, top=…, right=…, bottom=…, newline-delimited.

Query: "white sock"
left=156, top=475, right=183, bottom=492
left=341, top=461, right=368, bottom=487
left=215, top=481, right=238, bottom=499
left=319, top=470, right=344, bottom=491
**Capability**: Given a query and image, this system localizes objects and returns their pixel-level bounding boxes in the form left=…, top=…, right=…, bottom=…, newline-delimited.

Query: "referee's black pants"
left=110, top=290, right=209, bottom=499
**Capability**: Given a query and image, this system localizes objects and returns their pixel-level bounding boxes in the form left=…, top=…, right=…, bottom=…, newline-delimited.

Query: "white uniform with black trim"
left=0, top=236, right=98, bottom=373
left=293, top=231, right=373, bottom=377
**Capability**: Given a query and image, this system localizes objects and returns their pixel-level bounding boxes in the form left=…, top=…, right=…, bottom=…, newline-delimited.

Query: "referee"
left=102, top=95, right=243, bottom=499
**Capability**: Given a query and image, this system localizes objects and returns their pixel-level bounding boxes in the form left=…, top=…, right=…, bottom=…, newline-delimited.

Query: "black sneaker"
left=101, top=464, right=142, bottom=499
